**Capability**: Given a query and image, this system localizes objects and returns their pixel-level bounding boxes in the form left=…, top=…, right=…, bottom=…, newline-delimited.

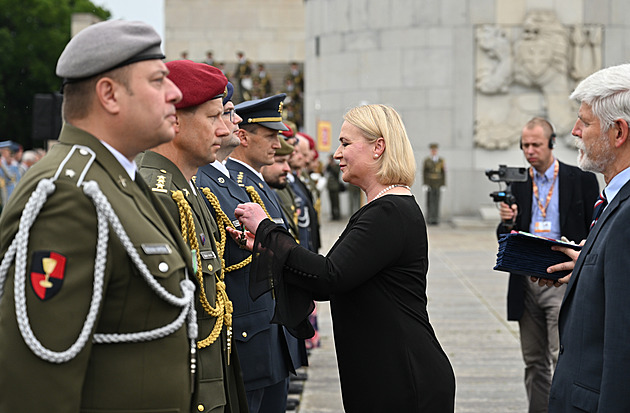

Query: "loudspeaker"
left=32, top=92, right=63, bottom=142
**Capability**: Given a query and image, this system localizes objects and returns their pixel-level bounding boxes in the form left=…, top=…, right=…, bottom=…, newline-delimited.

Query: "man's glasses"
left=223, top=109, right=235, bottom=123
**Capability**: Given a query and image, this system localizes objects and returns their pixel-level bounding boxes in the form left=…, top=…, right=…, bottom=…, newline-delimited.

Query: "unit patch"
left=30, top=251, right=67, bottom=301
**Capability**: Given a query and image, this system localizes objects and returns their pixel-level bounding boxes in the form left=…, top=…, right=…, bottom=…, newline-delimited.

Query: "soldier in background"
left=0, top=141, right=22, bottom=205
left=204, top=50, right=214, bottom=66
left=283, top=62, right=304, bottom=130
left=269, top=124, right=300, bottom=241
left=254, top=63, right=273, bottom=98
left=263, top=136, right=299, bottom=240
left=423, top=143, right=446, bottom=225
left=326, top=154, right=342, bottom=220
left=233, top=51, right=253, bottom=103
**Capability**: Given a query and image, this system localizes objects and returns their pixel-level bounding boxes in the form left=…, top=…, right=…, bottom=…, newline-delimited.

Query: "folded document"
left=494, top=231, right=582, bottom=280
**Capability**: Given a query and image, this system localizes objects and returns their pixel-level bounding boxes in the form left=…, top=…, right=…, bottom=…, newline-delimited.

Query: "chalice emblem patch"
left=30, top=251, right=67, bottom=301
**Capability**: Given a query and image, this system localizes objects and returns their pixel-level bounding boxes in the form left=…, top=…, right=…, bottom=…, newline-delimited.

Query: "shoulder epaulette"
left=52, top=145, right=96, bottom=187
left=139, top=168, right=173, bottom=194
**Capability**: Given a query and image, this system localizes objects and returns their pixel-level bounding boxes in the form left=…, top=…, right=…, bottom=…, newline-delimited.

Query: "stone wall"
left=162, top=0, right=630, bottom=219
left=303, top=0, right=630, bottom=219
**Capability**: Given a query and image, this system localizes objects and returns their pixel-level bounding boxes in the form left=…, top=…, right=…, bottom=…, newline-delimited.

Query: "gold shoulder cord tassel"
left=202, top=186, right=276, bottom=302
left=171, top=190, right=231, bottom=358
left=201, top=187, right=259, bottom=364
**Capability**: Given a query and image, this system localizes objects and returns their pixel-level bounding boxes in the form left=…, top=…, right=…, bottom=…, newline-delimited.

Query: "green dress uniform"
left=423, top=156, right=446, bottom=225
left=137, top=150, right=248, bottom=413
left=0, top=124, right=196, bottom=412
left=274, top=185, right=300, bottom=242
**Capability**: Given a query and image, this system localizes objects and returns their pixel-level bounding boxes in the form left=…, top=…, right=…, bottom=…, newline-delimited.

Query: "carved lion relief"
left=474, top=10, right=603, bottom=150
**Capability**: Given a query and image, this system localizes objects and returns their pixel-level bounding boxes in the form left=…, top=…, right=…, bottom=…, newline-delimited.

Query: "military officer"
left=225, top=94, right=308, bottom=413
left=136, top=60, right=248, bottom=413
left=422, top=142, right=446, bottom=225
left=0, top=20, right=198, bottom=412
left=264, top=136, right=300, bottom=242
left=196, top=84, right=274, bottom=413
left=289, top=134, right=320, bottom=252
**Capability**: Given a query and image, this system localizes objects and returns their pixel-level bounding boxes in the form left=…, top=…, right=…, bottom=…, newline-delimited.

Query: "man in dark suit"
left=544, top=63, right=630, bottom=412
left=497, top=117, right=599, bottom=413
left=0, top=20, right=198, bottom=411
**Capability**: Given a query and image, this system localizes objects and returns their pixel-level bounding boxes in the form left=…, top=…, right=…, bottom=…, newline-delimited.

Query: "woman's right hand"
left=234, top=202, right=267, bottom=235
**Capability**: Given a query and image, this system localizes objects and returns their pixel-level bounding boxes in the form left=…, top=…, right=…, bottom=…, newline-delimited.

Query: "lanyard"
left=530, top=159, right=559, bottom=219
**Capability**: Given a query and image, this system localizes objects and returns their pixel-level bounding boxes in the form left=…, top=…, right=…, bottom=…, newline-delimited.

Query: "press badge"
left=534, top=221, right=552, bottom=233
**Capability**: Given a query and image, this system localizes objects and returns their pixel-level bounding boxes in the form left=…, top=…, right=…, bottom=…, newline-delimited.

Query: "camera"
left=485, top=165, right=528, bottom=205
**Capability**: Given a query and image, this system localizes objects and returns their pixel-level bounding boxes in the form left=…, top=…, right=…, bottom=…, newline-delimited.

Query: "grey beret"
left=56, top=19, right=165, bottom=81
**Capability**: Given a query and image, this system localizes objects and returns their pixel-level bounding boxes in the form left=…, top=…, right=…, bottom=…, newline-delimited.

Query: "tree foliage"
left=0, top=0, right=110, bottom=147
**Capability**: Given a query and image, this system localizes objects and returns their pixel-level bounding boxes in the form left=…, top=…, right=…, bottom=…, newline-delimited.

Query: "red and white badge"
left=534, top=221, right=552, bottom=233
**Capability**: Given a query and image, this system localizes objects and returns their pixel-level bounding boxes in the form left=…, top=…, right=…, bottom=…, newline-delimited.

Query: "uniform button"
left=79, top=148, right=89, bottom=156
left=242, top=331, right=248, bottom=338
left=158, top=262, right=169, bottom=273
left=197, top=404, right=205, bottom=412
left=559, top=345, right=564, bottom=354
left=207, top=264, right=213, bottom=272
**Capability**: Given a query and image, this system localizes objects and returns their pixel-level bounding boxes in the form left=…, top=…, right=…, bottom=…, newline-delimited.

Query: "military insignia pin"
left=30, top=251, right=67, bottom=301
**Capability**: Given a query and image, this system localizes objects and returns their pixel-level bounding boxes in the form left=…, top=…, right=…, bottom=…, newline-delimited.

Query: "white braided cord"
left=0, top=178, right=197, bottom=364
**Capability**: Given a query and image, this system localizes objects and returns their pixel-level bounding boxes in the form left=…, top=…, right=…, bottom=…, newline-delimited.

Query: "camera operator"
left=496, top=117, right=599, bottom=413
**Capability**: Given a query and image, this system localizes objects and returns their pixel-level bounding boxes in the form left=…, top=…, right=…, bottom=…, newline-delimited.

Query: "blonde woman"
left=230, top=104, right=455, bottom=412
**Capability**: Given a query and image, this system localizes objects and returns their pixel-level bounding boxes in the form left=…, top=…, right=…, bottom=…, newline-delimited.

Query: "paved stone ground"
left=296, top=218, right=529, bottom=413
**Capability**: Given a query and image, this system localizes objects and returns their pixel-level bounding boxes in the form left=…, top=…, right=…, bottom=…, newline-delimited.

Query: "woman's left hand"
left=226, top=226, right=255, bottom=251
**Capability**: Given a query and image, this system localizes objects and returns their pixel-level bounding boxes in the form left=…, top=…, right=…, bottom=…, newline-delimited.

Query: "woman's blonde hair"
left=343, top=104, right=416, bottom=186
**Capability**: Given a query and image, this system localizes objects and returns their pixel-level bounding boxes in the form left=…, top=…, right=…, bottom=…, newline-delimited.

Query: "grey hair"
left=570, top=63, right=630, bottom=133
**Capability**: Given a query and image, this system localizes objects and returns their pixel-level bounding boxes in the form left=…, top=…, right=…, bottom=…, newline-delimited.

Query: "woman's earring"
left=374, top=154, right=379, bottom=158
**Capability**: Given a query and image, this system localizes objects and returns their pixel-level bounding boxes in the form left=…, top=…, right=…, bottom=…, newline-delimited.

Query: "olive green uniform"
left=274, top=185, right=300, bottom=241
left=0, top=124, right=196, bottom=412
left=423, top=156, right=446, bottom=225
left=137, top=150, right=248, bottom=413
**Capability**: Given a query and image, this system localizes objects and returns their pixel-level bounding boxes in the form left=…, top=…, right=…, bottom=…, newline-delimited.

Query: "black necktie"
left=590, top=191, right=608, bottom=230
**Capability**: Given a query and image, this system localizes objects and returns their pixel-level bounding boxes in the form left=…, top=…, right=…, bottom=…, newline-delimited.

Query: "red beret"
left=297, top=132, right=315, bottom=150
left=280, top=122, right=294, bottom=138
left=166, top=60, right=227, bottom=110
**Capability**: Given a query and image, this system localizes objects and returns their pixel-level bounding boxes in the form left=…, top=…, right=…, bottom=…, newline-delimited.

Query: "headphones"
left=519, top=117, right=556, bottom=149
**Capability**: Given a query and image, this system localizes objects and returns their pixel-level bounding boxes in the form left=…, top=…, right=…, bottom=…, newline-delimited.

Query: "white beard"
left=575, top=136, right=613, bottom=174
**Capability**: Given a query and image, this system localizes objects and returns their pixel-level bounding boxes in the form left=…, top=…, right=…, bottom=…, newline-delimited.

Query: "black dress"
left=253, top=194, right=455, bottom=412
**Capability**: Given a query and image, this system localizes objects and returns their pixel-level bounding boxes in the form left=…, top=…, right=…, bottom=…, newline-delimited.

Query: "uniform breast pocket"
left=135, top=243, right=187, bottom=279
left=198, top=246, right=221, bottom=313
left=199, top=247, right=221, bottom=278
